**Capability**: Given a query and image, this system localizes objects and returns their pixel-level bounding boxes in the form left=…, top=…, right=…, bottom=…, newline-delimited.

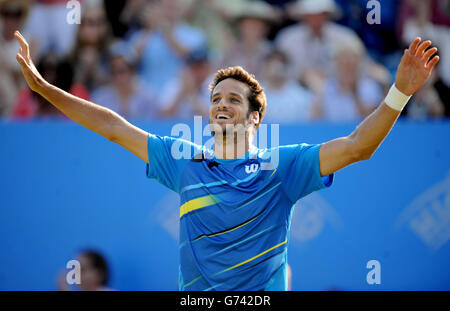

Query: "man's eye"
left=231, top=98, right=240, bottom=103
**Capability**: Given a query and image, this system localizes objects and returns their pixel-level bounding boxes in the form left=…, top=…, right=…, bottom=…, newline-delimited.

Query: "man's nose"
left=217, top=98, right=229, bottom=110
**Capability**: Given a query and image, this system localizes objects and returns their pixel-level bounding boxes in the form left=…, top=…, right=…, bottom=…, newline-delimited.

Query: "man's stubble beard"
left=210, top=118, right=255, bottom=159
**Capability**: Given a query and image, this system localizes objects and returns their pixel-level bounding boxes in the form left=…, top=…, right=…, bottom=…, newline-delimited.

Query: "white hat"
left=234, top=0, right=276, bottom=23
left=290, top=0, right=341, bottom=19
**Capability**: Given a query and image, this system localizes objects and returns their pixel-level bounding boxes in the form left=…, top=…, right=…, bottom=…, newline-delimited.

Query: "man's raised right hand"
left=15, top=31, right=46, bottom=93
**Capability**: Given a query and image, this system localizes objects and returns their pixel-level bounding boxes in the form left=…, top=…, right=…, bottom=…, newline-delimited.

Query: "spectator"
left=103, top=0, right=146, bottom=39
left=160, top=49, right=213, bottom=119
left=129, top=0, right=207, bottom=92
left=12, top=52, right=90, bottom=120
left=404, top=75, right=445, bottom=120
left=264, top=0, right=296, bottom=7
left=401, top=0, right=450, bottom=117
left=69, top=0, right=113, bottom=92
left=221, top=0, right=276, bottom=80
left=430, top=0, right=450, bottom=26
left=91, top=41, right=158, bottom=119
left=276, top=0, right=390, bottom=94
left=335, top=0, right=403, bottom=81
left=261, top=50, right=314, bottom=123
left=24, top=0, right=80, bottom=59
left=312, top=35, right=382, bottom=122
left=181, top=0, right=245, bottom=61
left=0, top=0, right=31, bottom=116
left=58, top=250, right=113, bottom=291
left=398, top=0, right=450, bottom=33
left=276, top=0, right=350, bottom=91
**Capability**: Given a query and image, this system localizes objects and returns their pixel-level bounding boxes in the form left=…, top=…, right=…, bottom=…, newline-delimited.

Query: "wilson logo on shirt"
left=245, top=164, right=259, bottom=174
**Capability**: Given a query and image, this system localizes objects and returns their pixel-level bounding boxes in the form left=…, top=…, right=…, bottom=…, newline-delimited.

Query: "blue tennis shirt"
left=146, top=133, right=333, bottom=291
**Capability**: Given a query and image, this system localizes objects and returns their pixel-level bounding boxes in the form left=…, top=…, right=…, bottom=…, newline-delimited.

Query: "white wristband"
left=384, top=84, right=412, bottom=111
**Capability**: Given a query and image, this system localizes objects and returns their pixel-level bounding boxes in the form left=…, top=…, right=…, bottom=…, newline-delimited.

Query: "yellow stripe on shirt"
left=179, top=195, right=217, bottom=218
left=218, top=239, right=287, bottom=274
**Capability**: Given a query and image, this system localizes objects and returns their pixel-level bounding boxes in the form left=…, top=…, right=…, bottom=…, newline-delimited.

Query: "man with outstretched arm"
left=14, top=31, right=439, bottom=290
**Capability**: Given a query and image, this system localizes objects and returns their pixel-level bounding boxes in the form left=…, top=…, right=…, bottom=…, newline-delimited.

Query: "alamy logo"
left=245, top=163, right=259, bottom=174
left=66, top=259, right=81, bottom=285
left=366, top=259, right=381, bottom=285
left=66, top=0, right=81, bottom=25
left=366, top=0, right=381, bottom=24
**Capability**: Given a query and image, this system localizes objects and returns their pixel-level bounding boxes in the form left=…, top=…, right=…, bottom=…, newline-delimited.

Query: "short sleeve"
left=277, top=143, right=333, bottom=203
left=146, top=134, right=201, bottom=193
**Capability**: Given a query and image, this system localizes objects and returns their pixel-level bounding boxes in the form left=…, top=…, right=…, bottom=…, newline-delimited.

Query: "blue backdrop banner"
left=0, top=119, right=449, bottom=290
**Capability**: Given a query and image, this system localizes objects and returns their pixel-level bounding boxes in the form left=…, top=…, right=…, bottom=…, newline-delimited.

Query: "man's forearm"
left=349, top=102, right=402, bottom=159
left=38, top=82, right=121, bottom=140
left=14, top=30, right=150, bottom=162
left=318, top=37, right=438, bottom=176
left=348, top=36, right=440, bottom=160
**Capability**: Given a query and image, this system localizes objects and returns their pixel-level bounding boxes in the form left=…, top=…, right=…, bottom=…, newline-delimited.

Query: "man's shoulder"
left=150, top=134, right=206, bottom=159
left=255, top=143, right=310, bottom=159
left=253, top=143, right=321, bottom=174
left=151, top=134, right=204, bottom=147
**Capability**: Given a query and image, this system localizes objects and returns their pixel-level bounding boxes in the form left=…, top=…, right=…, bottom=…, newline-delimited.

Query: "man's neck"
left=213, top=132, right=254, bottom=160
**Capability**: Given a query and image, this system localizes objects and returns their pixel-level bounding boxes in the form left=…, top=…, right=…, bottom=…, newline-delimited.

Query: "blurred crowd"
left=0, top=0, right=448, bottom=123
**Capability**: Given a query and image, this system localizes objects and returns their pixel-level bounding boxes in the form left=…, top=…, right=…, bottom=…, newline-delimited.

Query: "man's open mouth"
left=215, top=113, right=233, bottom=120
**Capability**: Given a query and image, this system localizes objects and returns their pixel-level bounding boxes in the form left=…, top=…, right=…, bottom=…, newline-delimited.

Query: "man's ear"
left=250, top=110, right=260, bottom=126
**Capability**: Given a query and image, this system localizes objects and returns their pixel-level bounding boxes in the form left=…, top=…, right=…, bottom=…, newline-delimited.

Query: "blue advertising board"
left=0, top=119, right=449, bottom=290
